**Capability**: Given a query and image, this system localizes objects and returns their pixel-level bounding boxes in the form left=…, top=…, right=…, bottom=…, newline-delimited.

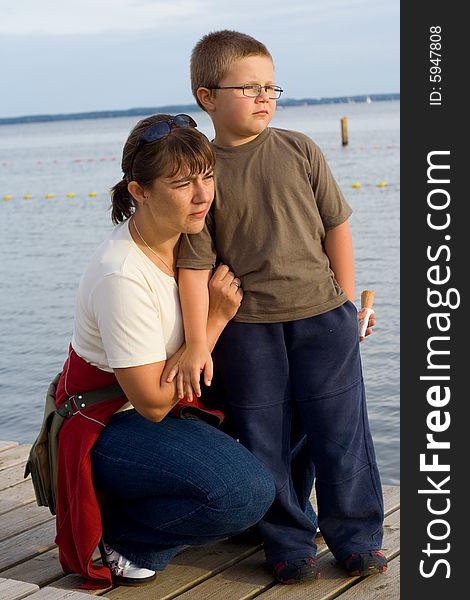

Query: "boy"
left=174, top=30, right=386, bottom=584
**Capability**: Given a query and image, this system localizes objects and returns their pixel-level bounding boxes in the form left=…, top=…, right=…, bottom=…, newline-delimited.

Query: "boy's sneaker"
left=341, top=550, right=388, bottom=576
left=99, top=540, right=157, bottom=586
left=272, top=557, right=319, bottom=584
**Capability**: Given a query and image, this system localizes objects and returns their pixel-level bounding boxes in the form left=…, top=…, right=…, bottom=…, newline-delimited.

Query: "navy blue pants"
left=213, top=301, right=384, bottom=563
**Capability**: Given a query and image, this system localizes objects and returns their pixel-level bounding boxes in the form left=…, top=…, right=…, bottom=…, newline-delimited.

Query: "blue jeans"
left=91, top=411, right=275, bottom=571
left=212, top=301, right=385, bottom=563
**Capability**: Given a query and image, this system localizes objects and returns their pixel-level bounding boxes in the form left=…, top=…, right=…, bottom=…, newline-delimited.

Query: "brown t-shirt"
left=177, top=127, right=352, bottom=323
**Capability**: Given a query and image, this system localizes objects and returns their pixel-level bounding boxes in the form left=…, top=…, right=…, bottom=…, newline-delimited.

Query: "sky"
left=0, top=0, right=399, bottom=118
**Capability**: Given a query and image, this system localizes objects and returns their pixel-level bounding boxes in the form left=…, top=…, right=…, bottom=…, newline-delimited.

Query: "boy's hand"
left=174, top=342, right=213, bottom=400
left=358, top=308, right=377, bottom=341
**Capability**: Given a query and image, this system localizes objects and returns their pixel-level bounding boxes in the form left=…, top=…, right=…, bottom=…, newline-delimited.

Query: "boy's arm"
left=324, top=220, right=354, bottom=302
left=168, top=265, right=243, bottom=398
left=114, top=267, right=242, bottom=423
left=176, top=268, right=212, bottom=399
left=325, top=220, right=377, bottom=340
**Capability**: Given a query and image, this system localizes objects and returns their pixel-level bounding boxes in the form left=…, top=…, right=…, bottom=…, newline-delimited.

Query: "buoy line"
left=2, top=183, right=391, bottom=201
left=3, top=192, right=102, bottom=201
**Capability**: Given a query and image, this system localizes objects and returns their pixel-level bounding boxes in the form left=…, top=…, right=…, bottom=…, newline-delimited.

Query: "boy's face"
left=209, top=55, right=276, bottom=146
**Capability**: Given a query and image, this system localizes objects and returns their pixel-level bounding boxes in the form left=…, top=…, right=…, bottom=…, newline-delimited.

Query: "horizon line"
left=0, top=92, right=400, bottom=125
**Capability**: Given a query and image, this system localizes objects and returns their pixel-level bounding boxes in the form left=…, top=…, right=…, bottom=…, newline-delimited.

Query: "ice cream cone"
left=361, top=290, right=375, bottom=309
left=358, top=290, right=375, bottom=339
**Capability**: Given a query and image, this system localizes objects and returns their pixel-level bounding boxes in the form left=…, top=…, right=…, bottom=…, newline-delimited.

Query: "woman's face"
left=145, top=167, right=214, bottom=235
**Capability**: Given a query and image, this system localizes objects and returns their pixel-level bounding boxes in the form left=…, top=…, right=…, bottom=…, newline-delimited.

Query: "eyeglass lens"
left=243, top=85, right=282, bottom=99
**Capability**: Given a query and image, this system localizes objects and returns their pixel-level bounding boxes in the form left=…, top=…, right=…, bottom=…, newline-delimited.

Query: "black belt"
left=56, top=383, right=124, bottom=418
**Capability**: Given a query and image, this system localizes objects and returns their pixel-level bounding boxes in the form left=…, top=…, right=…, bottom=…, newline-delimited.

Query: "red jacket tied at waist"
left=54, top=346, right=127, bottom=589
left=54, top=345, right=224, bottom=588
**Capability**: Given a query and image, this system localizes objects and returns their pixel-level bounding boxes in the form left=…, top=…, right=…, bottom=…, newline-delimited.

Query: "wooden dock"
left=0, top=440, right=400, bottom=599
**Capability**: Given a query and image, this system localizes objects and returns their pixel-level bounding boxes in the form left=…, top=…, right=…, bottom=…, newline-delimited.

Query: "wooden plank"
left=254, top=509, right=400, bottom=600
left=168, top=551, right=274, bottom=600
left=0, top=481, right=37, bottom=515
left=0, top=458, right=398, bottom=599
left=107, top=503, right=399, bottom=600
left=333, top=556, right=399, bottom=599
left=0, top=520, right=56, bottom=571
left=168, top=509, right=400, bottom=600
left=0, top=577, right=39, bottom=600
left=0, top=446, right=30, bottom=472
left=25, top=587, right=110, bottom=599
left=0, top=442, right=19, bottom=453
left=0, top=548, right=64, bottom=587
left=76, top=537, right=263, bottom=600
left=43, top=573, right=112, bottom=596
left=0, top=549, right=101, bottom=590
left=381, top=485, right=400, bottom=517
left=0, top=463, right=32, bottom=491
left=0, top=503, right=54, bottom=543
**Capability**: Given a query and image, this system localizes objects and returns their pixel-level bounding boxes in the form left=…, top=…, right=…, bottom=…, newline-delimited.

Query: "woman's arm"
left=113, top=361, right=174, bottom=423
left=113, top=265, right=242, bottom=422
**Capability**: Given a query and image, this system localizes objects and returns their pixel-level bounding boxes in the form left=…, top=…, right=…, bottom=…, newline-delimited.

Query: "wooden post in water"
left=340, top=116, right=348, bottom=146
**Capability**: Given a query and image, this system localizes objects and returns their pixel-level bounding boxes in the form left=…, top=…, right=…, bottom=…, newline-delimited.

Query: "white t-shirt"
left=72, top=220, right=184, bottom=373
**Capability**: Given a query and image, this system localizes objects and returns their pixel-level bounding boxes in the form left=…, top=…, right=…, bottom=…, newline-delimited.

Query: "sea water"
left=0, top=100, right=399, bottom=483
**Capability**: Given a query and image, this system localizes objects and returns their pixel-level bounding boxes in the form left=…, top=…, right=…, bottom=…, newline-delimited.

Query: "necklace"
left=131, top=217, right=174, bottom=274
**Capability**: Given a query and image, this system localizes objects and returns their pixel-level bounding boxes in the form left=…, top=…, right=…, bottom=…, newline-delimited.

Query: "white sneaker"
left=100, top=540, right=156, bottom=585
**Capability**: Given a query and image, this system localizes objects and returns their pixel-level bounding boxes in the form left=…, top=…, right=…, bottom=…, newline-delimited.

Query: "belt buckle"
left=63, top=394, right=86, bottom=417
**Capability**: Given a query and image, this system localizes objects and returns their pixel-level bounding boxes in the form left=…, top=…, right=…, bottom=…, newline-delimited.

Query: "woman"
left=54, top=114, right=275, bottom=589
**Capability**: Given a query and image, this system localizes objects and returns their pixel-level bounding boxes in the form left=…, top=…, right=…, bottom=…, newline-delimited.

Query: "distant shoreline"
left=0, top=93, right=399, bottom=126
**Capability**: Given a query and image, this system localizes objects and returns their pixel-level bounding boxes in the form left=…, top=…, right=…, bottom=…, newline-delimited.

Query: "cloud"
left=0, top=0, right=204, bottom=35
left=0, top=0, right=397, bottom=35
left=0, top=0, right=399, bottom=117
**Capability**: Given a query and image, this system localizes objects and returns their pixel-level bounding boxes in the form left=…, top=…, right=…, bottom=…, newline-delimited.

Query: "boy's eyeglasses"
left=210, top=85, right=283, bottom=99
left=129, top=114, right=197, bottom=178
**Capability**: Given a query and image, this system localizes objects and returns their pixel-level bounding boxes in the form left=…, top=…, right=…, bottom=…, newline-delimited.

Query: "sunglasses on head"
left=129, top=114, right=198, bottom=179
left=140, top=114, right=198, bottom=143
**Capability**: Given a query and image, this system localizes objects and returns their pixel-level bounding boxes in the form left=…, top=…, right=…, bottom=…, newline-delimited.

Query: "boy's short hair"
left=191, top=30, right=273, bottom=110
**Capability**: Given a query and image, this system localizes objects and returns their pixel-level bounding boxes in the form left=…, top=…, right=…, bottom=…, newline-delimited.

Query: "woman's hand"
left=208, top=264, right=243, bottom=324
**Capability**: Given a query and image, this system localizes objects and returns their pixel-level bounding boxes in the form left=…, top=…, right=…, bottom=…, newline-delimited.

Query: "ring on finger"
left=232, top=278, right=241, bottom=288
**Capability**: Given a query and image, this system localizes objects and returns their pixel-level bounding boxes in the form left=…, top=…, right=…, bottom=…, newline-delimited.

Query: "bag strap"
left=56, top=383, right=124, bottom=418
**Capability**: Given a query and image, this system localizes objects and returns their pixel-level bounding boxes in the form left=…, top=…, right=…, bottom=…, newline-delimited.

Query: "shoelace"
left=274, top=557, right=317, bottom=574
left=104, top=543, right=133, bottom=575
left=115, top=555, right=133, bottom=575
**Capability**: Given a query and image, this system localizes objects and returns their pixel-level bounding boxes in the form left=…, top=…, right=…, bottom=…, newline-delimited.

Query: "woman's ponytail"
left=110, top=178, right=134, bottom=224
